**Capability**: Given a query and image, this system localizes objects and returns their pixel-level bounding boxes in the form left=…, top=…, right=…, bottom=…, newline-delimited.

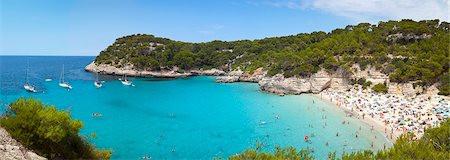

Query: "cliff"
left=215, top=64, right=436, bottom=96
left=0, top=127, right=46, bottom=160
left=85, top=61, right=226, bottom=78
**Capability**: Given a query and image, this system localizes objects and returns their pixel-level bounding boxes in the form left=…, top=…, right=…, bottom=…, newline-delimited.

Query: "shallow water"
left=0, top=56, right=391, bottom=159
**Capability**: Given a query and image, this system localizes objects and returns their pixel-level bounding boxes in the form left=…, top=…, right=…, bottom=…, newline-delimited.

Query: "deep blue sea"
left=0, top=56, right=391, bottom=159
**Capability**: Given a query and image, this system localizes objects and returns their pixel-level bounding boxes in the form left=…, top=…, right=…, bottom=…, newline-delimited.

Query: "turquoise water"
left=0, top=56, right=391, bottom=159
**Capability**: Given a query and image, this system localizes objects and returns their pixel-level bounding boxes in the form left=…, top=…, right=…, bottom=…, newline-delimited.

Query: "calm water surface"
left=0, top=56, right=391, bottom=159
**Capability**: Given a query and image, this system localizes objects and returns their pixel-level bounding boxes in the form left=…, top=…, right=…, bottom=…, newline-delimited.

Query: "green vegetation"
left=372, top=83, right=388, bottom=93
left=227, top=119, right=450, bottom=159
left=95, top=19, right=449, bottom=93
left=438, top=72, right=450, bottom=95
left=0, top=98, right=111, bottom=159
left=350, top=78, right=372, bottom=89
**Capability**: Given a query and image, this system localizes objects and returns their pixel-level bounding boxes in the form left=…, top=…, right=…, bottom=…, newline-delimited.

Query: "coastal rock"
left=258, top=70, right=333, bottom=95
left=215, top=68, right=266, bottom=83
left=214, top=76, right=240, bottom=83
left=388, top=82, right=424, bottom=97
left=351, top=65, right=389, bottom=85
left=190, top=69, right=226, bottom=76
left=259, top=74, right=310, bottom=94
left=85, top=62, right=225, bottom=78
left=0, top=127, right=46, bottom=160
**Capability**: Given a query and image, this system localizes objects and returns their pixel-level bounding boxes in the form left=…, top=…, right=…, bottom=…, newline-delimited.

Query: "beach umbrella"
left=399, top=120, right=406, bottom=125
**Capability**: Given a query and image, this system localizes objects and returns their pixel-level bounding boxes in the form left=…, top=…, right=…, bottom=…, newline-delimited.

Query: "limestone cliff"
left=85, top=61, right=226, bottom=78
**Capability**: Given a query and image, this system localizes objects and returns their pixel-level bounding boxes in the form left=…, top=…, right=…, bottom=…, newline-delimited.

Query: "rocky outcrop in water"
left=0, top=127, right=46, bottom=160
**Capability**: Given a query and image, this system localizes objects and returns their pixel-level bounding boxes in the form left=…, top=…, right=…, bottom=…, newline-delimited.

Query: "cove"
left=0, top=56, right=391, bottom=159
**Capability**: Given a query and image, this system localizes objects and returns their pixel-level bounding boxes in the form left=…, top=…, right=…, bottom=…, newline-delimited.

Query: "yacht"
left=59, top=65, right=72, bottom=89
left=120, top=74, right=133, bottom=86
left=23, top=65, right=37, bottom=93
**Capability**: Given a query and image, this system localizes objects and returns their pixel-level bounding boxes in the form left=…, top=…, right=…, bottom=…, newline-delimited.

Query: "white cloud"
left=251, top=0, right=449, bottom=23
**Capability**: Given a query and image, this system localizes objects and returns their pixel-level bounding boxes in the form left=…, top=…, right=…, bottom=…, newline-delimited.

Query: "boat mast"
left=26, top=61, right=29, bottom=84
left=60, top=64, right=64, bottom=83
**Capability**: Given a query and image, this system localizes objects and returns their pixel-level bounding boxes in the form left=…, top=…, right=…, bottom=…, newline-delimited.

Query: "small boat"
left=92, top=113, right=103, bottom=117
left=94, top=72, right=102, bottom=88
left=59, top=65, right=72, bottom=89
left=45, top=78, right=52, bottom=82
left=24, top=83, right=37, bottom=93
left=23, top=65, right=37, bottom=93
left=260, top=121, right=267, bottom=125
left=120, top=74, right=133, bottom=86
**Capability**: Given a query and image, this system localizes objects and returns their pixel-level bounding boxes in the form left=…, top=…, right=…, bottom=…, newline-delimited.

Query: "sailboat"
left=23, top=66, right=37, bottom=93
left=120, top=74, right=132, bottom=86
left=94, top=72, right=102, bottom=88
left=59, top=64, right=72, bottom=89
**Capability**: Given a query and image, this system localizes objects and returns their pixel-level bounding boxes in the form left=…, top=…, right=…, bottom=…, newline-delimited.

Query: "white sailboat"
left=23, top=66, right=37, bottom=93
left=120, top=74, right=132, bottom=86
left=94, top=72, right=102, bottom=88
left=59, top=64, right=72, bottom=89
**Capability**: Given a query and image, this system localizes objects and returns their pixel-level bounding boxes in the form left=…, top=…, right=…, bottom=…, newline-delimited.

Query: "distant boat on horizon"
left=59, top=64, right=72, bottom=89
left=23, top=65, right=37, bottom=93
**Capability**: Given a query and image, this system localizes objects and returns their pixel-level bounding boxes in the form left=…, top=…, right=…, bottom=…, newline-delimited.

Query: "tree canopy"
left=0, top=98, right=111, bottom=159
left=95, top=19, right=450, bottom=94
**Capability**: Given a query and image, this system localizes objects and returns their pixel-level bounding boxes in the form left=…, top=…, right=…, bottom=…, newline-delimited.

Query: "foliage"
left=351, top=78, right=372, bottom=89
left=437, top=72, right=450, bottom=95
left=372, top=83, right=388, bottom=93
left=96, top=19, right=449, bottom=92
left=0, top=98, right=111, bottom=159
left=226, top=145, right=313, bottom=160
left=227, top=119, right=450, bottom=160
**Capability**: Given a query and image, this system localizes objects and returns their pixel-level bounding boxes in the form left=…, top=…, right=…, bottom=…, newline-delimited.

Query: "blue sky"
left=1, top=0, right=448, bottom=56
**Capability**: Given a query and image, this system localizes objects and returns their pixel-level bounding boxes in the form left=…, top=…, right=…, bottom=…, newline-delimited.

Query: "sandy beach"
left=313, top=86, right=450, bottom=143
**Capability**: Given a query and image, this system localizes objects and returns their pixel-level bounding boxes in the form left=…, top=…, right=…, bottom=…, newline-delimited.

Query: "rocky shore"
left=85, top=62, right=226, bottom=78
left=215, top=64, right=434, bottom=96
left=86, top=62, right=439, bottom=97
left=0, top=127, right=46, bottom=160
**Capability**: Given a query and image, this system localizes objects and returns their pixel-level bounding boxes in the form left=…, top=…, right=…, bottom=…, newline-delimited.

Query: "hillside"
left=92, top=19, right=450, bottom=95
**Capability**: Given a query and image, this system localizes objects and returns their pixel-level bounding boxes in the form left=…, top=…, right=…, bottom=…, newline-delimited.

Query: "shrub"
left=372, top=83, right=388, bottom=93
left=0, top=98, right=111, bottom=159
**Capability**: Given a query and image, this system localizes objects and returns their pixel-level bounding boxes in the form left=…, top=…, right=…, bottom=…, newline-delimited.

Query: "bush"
left=372, top=83, right=388, bottom=93
left=0, top=98, right=111, bottom=159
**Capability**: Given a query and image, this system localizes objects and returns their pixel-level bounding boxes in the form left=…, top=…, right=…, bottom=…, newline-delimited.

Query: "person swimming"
left=92, top=113, right=102, bottom=117
left=142, top=156, right=151, bottom=159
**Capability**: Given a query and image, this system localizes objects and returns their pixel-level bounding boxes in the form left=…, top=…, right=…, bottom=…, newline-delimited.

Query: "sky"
left=0, top=0, right=448, bottom=56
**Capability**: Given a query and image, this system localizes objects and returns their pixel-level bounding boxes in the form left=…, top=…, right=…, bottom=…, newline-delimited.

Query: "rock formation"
left=0, top=127, right=46, bottom=160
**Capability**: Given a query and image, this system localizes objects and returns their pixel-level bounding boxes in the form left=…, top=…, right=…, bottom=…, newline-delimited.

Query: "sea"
left=0, top=56, right=391, bottom=159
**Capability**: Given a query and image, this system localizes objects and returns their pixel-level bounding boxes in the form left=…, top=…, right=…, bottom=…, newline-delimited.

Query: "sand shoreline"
left=311, top=93, right=399, bottom=143
left=312, top=87, right=449, bottom=147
